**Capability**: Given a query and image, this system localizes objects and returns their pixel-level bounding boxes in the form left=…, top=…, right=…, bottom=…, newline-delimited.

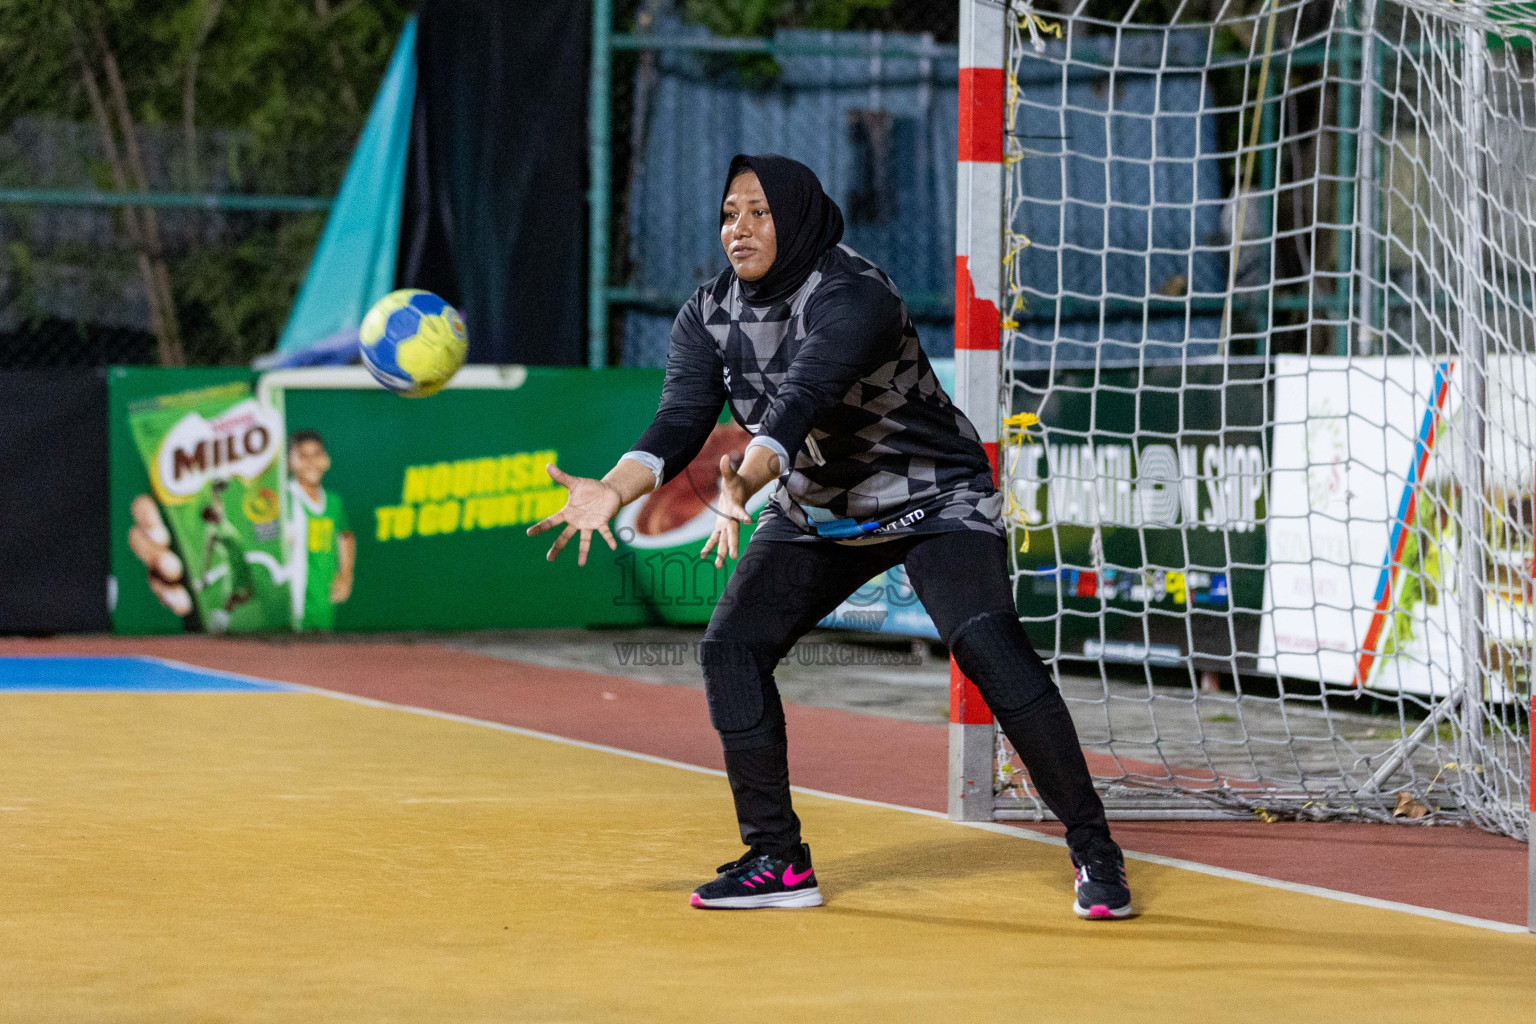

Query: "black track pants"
left=701, top=527, right=1112, bottom=857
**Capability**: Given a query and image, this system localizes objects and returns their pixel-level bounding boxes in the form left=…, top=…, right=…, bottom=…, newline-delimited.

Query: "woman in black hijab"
left=530, top=155, right=1133, bottom=920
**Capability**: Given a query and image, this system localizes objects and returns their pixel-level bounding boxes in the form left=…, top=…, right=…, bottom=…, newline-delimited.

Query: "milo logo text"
left=153, top=398, right=283, bottom=501
left=171, top=425, right=272, bottom=481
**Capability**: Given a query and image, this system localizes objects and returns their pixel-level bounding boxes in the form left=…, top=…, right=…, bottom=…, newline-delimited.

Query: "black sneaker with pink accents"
left=1071, top=838, right=1134, bottom=919
left=689, top=843, right=823, bottom=909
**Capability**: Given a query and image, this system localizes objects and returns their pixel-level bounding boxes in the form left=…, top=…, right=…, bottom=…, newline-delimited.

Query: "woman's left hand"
left=699, top=454, right=754, bottom=568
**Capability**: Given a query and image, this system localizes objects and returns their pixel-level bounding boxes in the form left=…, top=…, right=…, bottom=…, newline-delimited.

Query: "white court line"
left=145, top=655, right=1531, bottom=936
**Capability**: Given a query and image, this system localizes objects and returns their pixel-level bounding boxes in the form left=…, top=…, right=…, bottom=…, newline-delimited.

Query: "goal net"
left=955, top=0, right=1535, bottom=840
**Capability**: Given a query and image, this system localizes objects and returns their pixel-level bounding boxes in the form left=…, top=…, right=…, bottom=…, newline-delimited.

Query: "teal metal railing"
left=0, top=188, right=331, bottom=212
left=588, top=0, right=615, bottom=369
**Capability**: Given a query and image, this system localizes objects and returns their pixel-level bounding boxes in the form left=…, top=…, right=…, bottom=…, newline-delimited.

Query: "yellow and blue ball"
left=359, top=289, right=468, bottom=398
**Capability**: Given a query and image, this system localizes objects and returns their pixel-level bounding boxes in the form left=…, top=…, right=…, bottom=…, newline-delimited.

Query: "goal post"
left=950, top=0, right=1007, bottom=822
left=953, top=0, right=1534, bottom=879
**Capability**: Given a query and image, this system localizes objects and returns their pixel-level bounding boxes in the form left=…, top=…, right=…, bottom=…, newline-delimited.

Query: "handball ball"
left=359, top=289, right=468, bottom=398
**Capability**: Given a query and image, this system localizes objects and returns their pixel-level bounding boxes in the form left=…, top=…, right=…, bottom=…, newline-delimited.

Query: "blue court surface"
left=0, top=656, right=290, bottom=692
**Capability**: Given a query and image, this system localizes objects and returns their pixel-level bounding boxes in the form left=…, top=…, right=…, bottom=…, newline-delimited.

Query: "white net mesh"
left=994, top=0, right=1534, bottom=838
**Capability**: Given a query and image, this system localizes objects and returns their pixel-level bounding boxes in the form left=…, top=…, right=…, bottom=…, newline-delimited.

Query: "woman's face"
left=720, top=170, right=777, bottom=282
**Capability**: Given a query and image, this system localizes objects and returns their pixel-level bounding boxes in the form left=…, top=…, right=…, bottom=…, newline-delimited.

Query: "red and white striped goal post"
left=949, top=0, right=1006, bottom=822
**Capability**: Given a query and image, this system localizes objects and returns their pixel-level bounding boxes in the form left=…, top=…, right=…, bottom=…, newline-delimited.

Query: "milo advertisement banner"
left=120, top=375, right=290, bottom=632
left=267, top=366, right=662, bottom=632
left=109, top=366, right=667, bottom=634
left=613, top=418, right=772, bottom=626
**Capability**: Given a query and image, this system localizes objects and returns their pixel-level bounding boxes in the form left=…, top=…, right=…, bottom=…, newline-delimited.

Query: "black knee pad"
left=948, top=609, right=1055, bottom=714
left=699, top=638, right=777, bottom=734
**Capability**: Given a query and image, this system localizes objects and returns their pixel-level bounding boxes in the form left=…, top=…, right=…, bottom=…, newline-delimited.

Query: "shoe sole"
left=1073, top=899, right=1134, bottom=920
left=690, top=887, right=824, bottom=909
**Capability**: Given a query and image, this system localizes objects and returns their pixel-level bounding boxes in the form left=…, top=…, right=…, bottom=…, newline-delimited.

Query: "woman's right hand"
left=527, top=463, right=621, bottom=566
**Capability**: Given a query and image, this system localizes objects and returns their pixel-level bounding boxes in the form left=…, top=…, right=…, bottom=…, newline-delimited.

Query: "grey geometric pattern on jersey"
left=702, top=244, right=1001, bottom=541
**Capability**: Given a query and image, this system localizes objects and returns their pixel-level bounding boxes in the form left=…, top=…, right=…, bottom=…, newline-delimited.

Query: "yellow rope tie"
left=1001, top=411, right=1042, bottom=552
left=1002, top=293, right=1024, bottom=331
left=1429, top=762, right=1484, bottom=788
left=1018, top=11, right=1064, bottom=46
left=1009, top=6, right=1063, bottom=137
left=1001, top=237, right=1031, bottom=330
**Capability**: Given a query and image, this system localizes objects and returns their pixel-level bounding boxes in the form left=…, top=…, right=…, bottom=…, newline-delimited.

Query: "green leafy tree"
left=680, top=0, right=895, bottom=85
left=684, top=0, right=896, bottom=36
left=0, top=0, right=411, bottom=366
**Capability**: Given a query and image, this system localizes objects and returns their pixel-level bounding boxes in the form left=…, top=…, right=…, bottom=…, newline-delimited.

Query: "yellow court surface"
left=1, top=686, right=1533, bottom=1023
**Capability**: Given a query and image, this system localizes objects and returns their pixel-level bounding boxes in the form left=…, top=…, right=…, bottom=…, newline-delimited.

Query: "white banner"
left=1259, top=355, right=1534, bottom=699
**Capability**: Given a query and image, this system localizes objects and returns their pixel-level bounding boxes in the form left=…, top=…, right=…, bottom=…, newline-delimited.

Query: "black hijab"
left=722, top=153, right=845, bottom=306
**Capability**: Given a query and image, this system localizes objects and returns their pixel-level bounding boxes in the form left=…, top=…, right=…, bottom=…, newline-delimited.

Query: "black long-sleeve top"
left=627, top=244, right=1001, bottom=542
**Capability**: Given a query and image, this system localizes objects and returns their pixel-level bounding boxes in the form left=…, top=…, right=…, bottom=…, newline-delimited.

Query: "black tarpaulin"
left=399, top=0, right=589, bottom=366
left=0, top=370, right=110, bottom=633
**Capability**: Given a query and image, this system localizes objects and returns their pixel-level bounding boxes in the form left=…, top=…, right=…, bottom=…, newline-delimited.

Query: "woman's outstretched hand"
left=699, top=454, right=756, bottom=568
left=527, top=463, right=621, bottom=566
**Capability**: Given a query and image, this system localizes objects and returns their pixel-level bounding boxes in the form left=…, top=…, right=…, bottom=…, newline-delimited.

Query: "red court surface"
left=2, top=634, right=1526, bottom=927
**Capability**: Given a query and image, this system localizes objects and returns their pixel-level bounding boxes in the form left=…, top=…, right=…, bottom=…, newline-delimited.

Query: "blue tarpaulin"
left=620, top=28, right=1225, bottom=367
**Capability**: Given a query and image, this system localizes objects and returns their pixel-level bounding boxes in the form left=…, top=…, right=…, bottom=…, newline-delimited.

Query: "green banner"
left=277, top=367, right=662, bottom=631
left=1010, top=361, right=1270, bottom=667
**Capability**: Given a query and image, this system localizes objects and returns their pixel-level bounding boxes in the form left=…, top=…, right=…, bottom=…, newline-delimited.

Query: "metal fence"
left=590, top=1, right=1485, bottom=369
left=590, top=0, right=964, bottom=369
left=0, top=114, right=337, bottom=369
left=0, top=0, right=402, bottom=370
